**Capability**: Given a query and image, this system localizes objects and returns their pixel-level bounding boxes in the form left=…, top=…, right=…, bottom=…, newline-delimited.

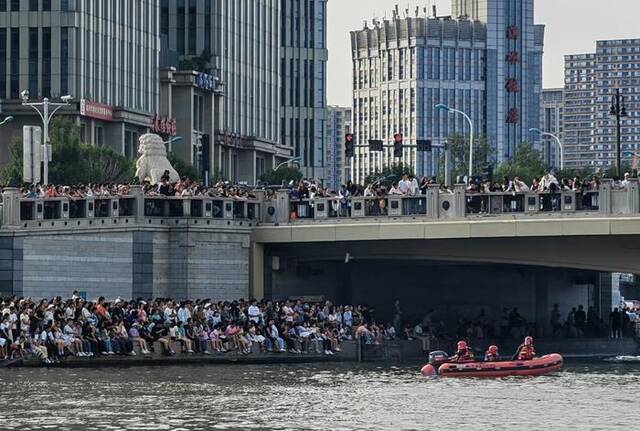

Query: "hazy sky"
left=327, top=0, right=640, bottom=106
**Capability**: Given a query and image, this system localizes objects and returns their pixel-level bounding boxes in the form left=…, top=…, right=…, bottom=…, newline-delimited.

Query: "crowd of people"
left=13, top=169, right=635, bottom=205
left=18, top=178, right=259, bottom=201
left=0, top=293, right=391, bottom=364
left=403, top=302, right=640, bottom=354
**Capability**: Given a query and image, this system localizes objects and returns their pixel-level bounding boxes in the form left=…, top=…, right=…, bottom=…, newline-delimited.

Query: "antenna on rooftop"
left=432, top=4, right=437, bottom=17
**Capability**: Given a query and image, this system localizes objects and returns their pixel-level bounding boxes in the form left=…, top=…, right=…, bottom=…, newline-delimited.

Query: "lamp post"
left=609, top=88, right=628, bottom=178
left=274, top=156, right=301, bottom=171
left=530, top=128, right=564, bottom=170
left=435, top=103, right=474, bottom=183
left=21, top=91, right=72, bottom=184
left=0, top=116, right=13, bottom=126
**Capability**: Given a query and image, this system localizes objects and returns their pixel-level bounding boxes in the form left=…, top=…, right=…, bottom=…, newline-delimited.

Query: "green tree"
left=178, top=50, right=213, bottom=73
left=259, top=166, right=303, bottom=186
left=0, top=118, right=135, bottom=185
left=441, top=134, right=493, bottom=181
left=364, top=162, right=415, bottom=186
left=167, top=152, right=202, bottom=181
left=0, top=137, right=25, bottom=185
left=495, top=142, right=546, bottom=184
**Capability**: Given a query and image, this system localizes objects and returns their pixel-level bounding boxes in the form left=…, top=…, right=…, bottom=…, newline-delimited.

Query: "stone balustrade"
left=2, top=178, right=639, bottom=229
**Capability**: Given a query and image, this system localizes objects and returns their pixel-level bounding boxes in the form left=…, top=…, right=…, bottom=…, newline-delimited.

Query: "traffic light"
left=345, top=133, right=354, bottom=158
left=368, top=139, right=383, bottom=152
left=417, top=139, right=432, bottom=152
left=393, top=133, right=403, bottom=158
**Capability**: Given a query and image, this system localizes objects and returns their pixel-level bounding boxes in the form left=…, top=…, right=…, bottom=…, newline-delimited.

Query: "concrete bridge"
left=1, top=180, right=639, bottom=330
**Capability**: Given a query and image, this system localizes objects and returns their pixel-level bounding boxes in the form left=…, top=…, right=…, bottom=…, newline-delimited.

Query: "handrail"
left=2, top=180, right=638, bottom=228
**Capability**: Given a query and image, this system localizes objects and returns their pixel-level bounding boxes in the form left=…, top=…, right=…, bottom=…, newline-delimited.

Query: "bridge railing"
left=280, top=179, right=638, bottom=222
left=2, top=187, right=261, bottom=229
left=2, top=178, right=639, bottom=228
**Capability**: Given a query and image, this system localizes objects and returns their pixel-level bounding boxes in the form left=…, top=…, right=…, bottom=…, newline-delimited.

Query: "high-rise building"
left=350, top=1, right=544, bottom=183
left=351, top=16, right=487, bottom=182
left=0, top=0, right=160, bottom=164
left=563, top=54, right=596, bottom=169
left=594, top=39, right=640, bottom=170
left=541, top=88, right=564, bottom=168
left=160, top=0, right=283, bottom=184
left=452, top=0, right=545, bottom=163
left=280, top=0, right=328, bottom=182
left=563, top=40, right=640, bottom=170
left=325, top=106, right=352, bottom=191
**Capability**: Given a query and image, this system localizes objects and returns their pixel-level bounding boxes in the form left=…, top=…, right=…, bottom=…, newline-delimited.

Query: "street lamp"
left=609, top=88, right=628, bottom=178
left=435, top=103, right=474, bottom=182
left=274, top=156, right=301, bottom=171
left=163, top=135, right=183, bottom=153
left=0, top=116, right=13, bottom=126
left=530, top=128, right=564, bottom=170
left=21, top=91, right=72, bottom=184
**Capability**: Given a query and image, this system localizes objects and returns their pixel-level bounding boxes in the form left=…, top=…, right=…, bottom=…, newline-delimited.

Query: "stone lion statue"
left=135, top=133, right=180, bottom=184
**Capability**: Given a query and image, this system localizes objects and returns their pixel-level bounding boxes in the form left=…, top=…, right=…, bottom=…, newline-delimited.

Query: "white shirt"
left=248, top=305, right=261, bottom=322
left=398, top=180, right=411, bottom=194
left=410, top=178, right=419, bottom=195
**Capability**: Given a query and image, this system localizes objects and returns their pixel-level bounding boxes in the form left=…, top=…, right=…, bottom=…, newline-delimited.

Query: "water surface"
left=0, top=362, right=637, bottom=430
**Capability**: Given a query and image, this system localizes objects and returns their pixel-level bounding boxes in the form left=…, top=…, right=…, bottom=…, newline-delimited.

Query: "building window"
left=42, top=27, right=51, bottom=97
left=256, top=157, right=265, bottom=179
left=60, top=27, right=68, bottom=96
left=193, top=94, right=204, bottom=131
left=204, top=0, right=211, bottom=55
left=29, top=0, right=38, bottom=11
left=177, top=0, right=185, bottom=55
left=188, top=1, right=196, bottom=55
left=42, top=0, right=50, bottom=10
left=0, top=1, right=6, bottom=11
left=0, top=29, right=4, bottom=99
left=10, top=28, right=19, bottom=98
left=95, top=127, right=104, bottom=146
left=10, top=0, right=19, bottom=11
left=160, top=0, right=169, bottom=36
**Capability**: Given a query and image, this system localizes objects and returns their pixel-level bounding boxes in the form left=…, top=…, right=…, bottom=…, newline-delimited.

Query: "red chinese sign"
left=506, top=51, right=519, bottom=64
left=506, top=108, right=519, bottom=124
left=506, top=25, right=519, bottom=40
left=150, top=115, right=177, bottom=136
left=505, top=79, right=520, bottom=93
left=80, top=99, right=113, bottom=121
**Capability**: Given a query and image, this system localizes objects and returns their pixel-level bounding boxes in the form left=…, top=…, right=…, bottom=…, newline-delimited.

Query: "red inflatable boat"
left=421, top=353, right=563, bottom=378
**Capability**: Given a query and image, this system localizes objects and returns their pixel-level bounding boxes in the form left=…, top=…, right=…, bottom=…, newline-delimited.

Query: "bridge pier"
left=596, top=272, right=613, bottom=320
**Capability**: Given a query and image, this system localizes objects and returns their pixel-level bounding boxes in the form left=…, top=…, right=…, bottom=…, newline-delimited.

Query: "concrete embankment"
left=4, top=338, right=638, bottom=368
left=361, top=338, right=640, bottom=362
left=8, top=342, right=359, bottom=368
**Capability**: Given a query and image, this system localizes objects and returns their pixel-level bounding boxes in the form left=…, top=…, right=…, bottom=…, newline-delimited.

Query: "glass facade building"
left=0, top=0, right=160, bottom=164
left=280, top=0, right=328, bottom=182
left=452, top=0, right=545, bottom=163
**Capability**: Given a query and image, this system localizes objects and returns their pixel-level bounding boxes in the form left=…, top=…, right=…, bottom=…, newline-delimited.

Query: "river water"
left=0, top=362, right=637, bottom=430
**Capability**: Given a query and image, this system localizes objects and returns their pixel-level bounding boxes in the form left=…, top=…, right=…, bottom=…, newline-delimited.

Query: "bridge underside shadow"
left=263, top=236, right=639, bottom=331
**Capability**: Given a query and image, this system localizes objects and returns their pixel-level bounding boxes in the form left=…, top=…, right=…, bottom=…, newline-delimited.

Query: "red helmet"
left=488, top=345, right=498, bottom=354
left=457, top=340, right=468, bottom=350
left=524, top=336, right=533, bottom=345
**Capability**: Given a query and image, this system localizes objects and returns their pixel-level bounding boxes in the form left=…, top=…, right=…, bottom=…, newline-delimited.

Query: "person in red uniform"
left=484, top=345, right=500, bottom=362
left=449, top=340, right=475, bottom=363
left=514, top=336, right=536, bottom=361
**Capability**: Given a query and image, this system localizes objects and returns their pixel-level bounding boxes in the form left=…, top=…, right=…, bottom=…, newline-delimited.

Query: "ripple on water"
left=0, top=363, right=639, bottom=430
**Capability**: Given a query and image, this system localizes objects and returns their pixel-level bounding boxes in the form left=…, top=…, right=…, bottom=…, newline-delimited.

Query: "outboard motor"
left=421, top=350, right=450, bottom=378
left=428, top=350, right=449, bottom=367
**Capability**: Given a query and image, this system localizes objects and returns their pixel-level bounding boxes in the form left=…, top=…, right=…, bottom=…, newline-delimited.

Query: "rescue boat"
left=421, top=351, right=563, bottom=378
